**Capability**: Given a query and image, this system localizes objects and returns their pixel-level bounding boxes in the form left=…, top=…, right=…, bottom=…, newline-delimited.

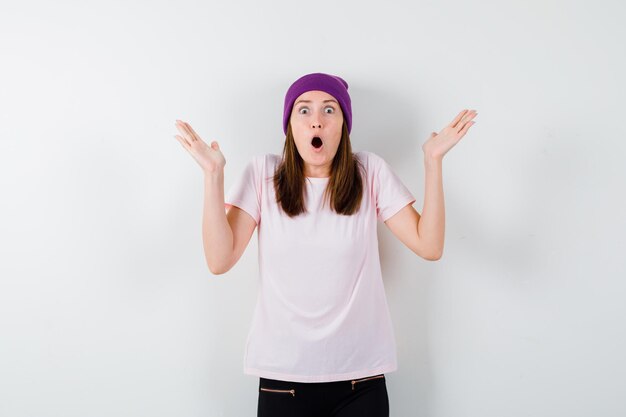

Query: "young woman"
left=174, top=72, right=477, bottom=417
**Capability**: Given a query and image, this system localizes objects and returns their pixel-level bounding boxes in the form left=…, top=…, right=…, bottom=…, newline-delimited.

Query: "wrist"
left=204, top=168, right=224, bottom=180
left=424, top=154, right=443, bottom=166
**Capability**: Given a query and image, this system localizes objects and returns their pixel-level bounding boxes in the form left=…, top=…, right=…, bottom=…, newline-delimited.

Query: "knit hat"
left=282, top=72, right=352, bottom=135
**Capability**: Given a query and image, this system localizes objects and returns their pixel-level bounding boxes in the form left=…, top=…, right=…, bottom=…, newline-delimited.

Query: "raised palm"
left=174, top=120, right=226, bottom=174
left=422, top=109, right=477, bottom=160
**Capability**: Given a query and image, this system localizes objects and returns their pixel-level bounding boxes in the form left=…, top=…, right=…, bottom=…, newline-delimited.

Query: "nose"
left=311, top=122, right=321, bottom=129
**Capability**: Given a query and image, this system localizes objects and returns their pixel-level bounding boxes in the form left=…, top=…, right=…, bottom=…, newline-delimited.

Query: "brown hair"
left=271, top=119, right=365, bottom=218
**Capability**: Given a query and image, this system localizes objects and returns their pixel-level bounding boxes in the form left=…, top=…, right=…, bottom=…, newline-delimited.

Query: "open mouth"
left=311, top=136, right=323, bottom=149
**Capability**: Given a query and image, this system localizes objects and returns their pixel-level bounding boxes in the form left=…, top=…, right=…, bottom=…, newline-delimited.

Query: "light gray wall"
left=1, top=0, right=624, bottom=416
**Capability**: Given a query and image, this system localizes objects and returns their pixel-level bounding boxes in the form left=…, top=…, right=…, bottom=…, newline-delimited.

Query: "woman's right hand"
left=174, top=119, right=226, bottom=174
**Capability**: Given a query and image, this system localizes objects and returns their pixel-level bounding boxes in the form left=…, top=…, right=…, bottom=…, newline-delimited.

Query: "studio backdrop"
left=1, top=0, right=624, bottom=416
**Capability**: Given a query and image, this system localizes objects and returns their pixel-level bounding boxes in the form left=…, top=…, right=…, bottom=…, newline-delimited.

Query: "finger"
left=176, top=120, right=197, bottom=142
left=458, top=121, right=474, bottom=137
left=456, top=119, right=471, bottom=135
left=182, top=122, right=198, bottom=142
left=179, top=121, right=198, bottom=142
left=174, top=134, right=191, bottom=147
left=175, top=121, right=194, bottom=142
left=184, top=122, right=203, bottom=142
left=455, top=110, right=477, bottom=133
left=449, top=109, right=469, bottom=128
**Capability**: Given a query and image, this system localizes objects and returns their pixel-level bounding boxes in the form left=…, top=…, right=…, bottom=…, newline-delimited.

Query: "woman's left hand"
left=422, top=109, right=477, bottom=161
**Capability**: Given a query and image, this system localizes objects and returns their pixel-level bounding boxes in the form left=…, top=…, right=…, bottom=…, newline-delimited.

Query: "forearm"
left=418, top=156, right=445, bottom=258
left=202, top=171, right=234, bottom=274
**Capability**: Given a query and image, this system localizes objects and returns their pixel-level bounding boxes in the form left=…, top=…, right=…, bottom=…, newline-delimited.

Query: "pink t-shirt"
left=224, top=150, right=416, bottom=383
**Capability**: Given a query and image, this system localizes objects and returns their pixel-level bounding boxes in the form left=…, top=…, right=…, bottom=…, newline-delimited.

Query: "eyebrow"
left=294, top=99, right=339, bottom=106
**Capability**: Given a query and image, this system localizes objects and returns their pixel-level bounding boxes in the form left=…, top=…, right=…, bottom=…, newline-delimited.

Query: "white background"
left=1, top=0, right=625, bottom=416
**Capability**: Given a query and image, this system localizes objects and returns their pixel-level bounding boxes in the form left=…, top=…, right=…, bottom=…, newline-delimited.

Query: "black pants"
left=257, top=373, right=389, bottom=417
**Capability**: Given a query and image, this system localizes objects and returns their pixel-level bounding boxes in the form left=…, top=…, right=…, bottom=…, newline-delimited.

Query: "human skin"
left=384, top=109, right=477, bottom=260
left=173, top=120, right=232, bottom=273
left=173, top=104, right=478, bottom=268
left=289, top=90, right=344, bottom=178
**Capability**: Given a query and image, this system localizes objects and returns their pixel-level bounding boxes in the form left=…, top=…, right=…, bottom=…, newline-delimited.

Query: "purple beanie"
left=282, top=72, right=352, bottom=136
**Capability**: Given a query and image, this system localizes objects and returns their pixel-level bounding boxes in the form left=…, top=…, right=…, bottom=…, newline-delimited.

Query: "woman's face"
left=289, top=90, right=344, bottom=178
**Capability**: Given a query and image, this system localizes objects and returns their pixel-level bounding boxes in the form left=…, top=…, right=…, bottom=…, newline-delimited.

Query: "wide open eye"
left=324, top=106, right=335, bottom=114
left=298, top=107, right=309, bottom=114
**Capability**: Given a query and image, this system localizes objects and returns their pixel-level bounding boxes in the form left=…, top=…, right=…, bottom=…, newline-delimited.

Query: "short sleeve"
left=371, top=152, right=416, bottom=222
left=224, top=155, right=262, bottom=225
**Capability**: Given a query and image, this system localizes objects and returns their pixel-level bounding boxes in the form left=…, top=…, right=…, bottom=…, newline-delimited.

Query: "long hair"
left=272, top=119, right=365, bottom=218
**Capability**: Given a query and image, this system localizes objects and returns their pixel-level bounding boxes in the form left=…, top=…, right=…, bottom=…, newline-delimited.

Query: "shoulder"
left=353, top=150, right=387, bottom=172
left=355, top=150, right=386, bottom=162
left=245, top=153, right=280, bottom=170
left=263, top=153, right=282, bottom=175
left=252, top=153, right=281, bottom=165
left=250, top=153, right=282, bottom=185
